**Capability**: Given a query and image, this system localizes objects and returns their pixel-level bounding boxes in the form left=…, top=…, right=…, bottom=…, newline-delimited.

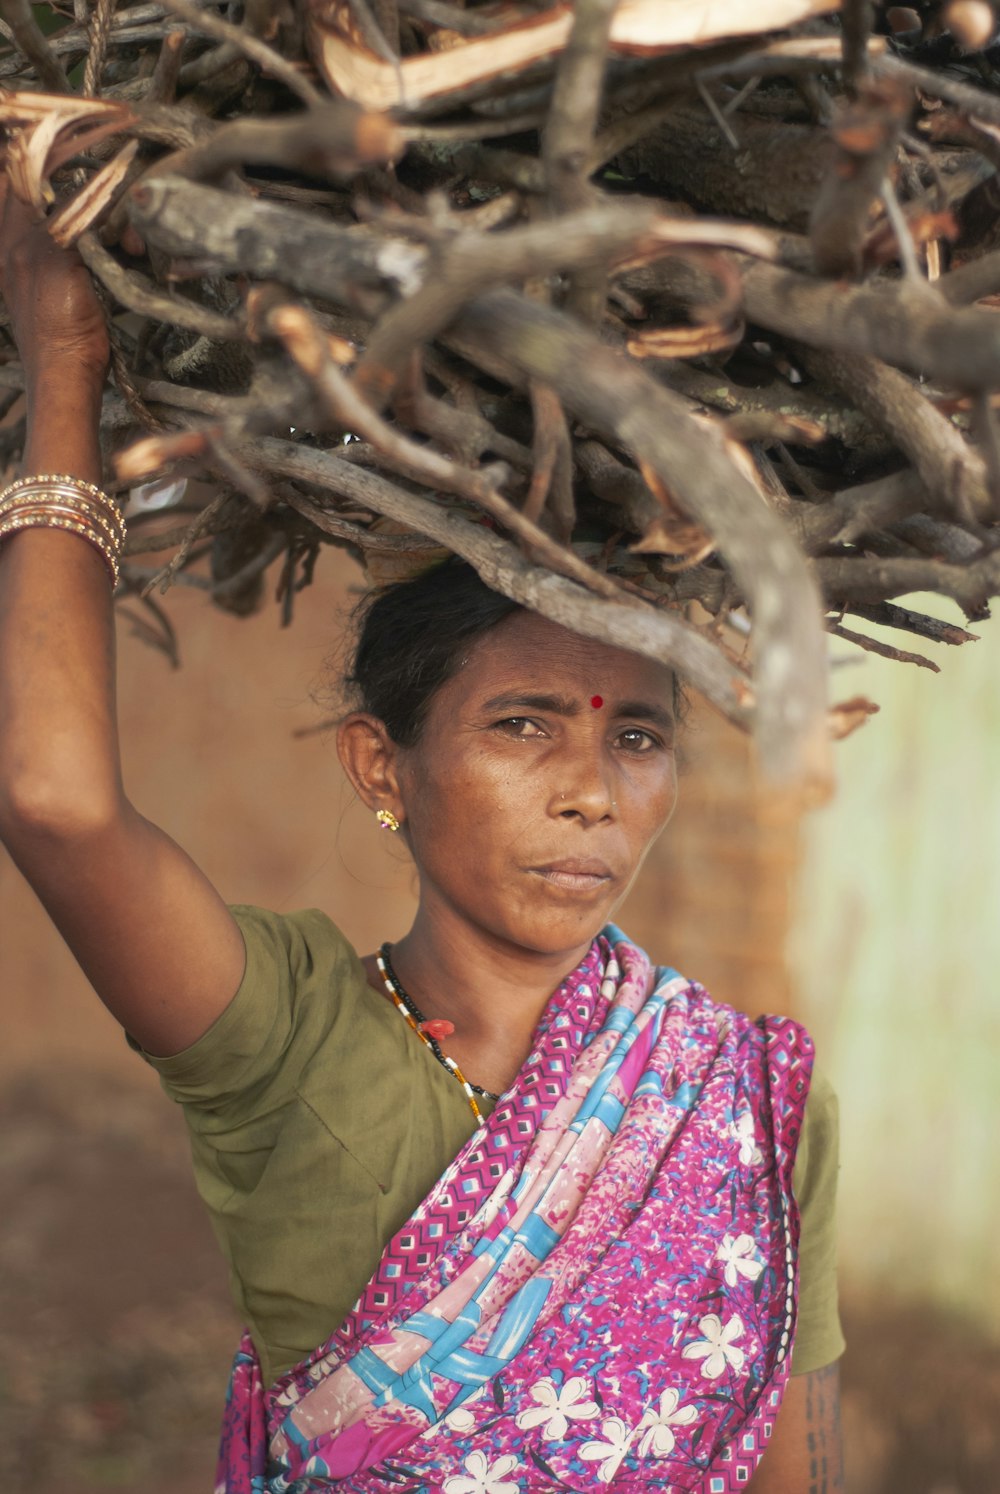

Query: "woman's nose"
left=551, top=747, right=617, bottom=824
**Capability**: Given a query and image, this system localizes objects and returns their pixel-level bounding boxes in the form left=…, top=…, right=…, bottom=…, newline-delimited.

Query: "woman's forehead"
left=454, top=610, right=674, bottom=703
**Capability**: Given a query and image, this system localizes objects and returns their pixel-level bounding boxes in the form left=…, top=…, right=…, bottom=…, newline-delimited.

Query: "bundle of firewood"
left=2, top=0, right=1000, bottom=793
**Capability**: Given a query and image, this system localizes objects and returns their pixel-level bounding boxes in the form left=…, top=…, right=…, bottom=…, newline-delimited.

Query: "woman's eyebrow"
left=480, top=692, right=580, bottom=715
left=613, top=699, right=675, bottom=729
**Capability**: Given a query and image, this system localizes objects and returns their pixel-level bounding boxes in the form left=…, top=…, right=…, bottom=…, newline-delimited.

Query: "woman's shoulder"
left=229, top=902, right=359, bottom=964
left=229, top=902, right=372, bottom=1014
left=132, top=904, right=370, bottom=1109
left=224, top=901, right=373, bottom=1056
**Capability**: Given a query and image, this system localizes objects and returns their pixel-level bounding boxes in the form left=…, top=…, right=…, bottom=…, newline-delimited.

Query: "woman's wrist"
left=23, top=371, right=106, bottom=486
left=25, top=352, right=108, bottom=402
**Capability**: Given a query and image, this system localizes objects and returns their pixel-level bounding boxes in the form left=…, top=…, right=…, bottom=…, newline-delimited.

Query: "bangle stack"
left=0, top=473, right=125, bottom=588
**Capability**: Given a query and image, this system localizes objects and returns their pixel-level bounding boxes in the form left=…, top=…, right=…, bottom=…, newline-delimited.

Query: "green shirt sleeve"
left=129, top=903, right=365, bottom=1113
left=789, top=1065, right=846, bottom=1375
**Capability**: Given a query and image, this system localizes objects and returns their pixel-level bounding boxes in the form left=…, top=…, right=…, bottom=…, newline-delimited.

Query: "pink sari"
left=216, top=927, right=813, bottom=1492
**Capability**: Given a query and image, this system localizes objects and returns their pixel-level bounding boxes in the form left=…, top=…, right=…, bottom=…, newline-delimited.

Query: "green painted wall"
left=789, top=600, right=1000, bottom=1332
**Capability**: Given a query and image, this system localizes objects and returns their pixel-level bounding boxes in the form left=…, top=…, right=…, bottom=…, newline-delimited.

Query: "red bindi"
left=590, top=695, right=604, bottom=709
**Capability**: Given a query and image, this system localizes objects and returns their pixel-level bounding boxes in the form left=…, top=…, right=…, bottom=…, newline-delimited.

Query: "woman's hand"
left=0, top=171, right=109, bottom=478
left=0, top=174, right=110, bottom=389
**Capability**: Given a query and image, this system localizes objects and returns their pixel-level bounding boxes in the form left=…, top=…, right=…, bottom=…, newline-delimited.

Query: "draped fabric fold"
left=216, top=927, right=813, bottom=1493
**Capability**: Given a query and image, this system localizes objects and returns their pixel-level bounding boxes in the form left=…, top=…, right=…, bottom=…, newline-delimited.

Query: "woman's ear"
left=336, top=712, right=405, bottom=824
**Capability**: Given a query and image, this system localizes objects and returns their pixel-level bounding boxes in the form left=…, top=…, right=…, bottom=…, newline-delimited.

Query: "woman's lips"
left=530, top=860, right=614, bottom=892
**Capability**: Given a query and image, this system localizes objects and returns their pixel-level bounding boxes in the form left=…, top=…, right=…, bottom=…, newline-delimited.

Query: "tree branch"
left=542, top=0, right=619, bottom=321
left=742, top=260, right=1000, bottom=391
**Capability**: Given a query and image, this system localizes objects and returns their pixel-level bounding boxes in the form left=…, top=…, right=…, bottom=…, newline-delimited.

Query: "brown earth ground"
left=1, top=1070, right=997, bottom=1494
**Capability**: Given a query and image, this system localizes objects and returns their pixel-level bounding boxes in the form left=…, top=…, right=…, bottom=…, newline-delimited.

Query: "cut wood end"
left=266, top=305, right=326, bottom=374
left=308, top=0, right=846, bottom=114
left=627, top=321, right=742, bottom=360
left=828, top=695, right=880, bottom=741
left=886, top=7, right=921, bottom=35
left=648, top=218, right=779, bottom=261
left=264, top=303, right=354, bottom=368
left=326, top=334, right=358, bottom=367
left=354, top=111, right=406, bottom=166
left=115, top=429, right=218, bottom=483
left=48, top=140, right=141, bottom=248
left=943, top=1, right=997, bottom=51
left=629, top=519, right=715, bottom=566
left=7, top=109, right=140, bottom=217
left=0, top=90, right=130, bottom=124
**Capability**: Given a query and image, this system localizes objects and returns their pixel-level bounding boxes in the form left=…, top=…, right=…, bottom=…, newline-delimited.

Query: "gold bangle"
left=0, top=475, right=126, bottom=593
left=0, top=479, right=125, bottom=538
left=0, top=473, right=122, bottom=509
left=0, top=509, right=120, bottom=575
left=0, top=514, right=119, bottom=588
left=0, top=510, right=120, bottom=587
left=0, top=495, right=124, bottom=548
left=0, top=498, right=124, bottom=564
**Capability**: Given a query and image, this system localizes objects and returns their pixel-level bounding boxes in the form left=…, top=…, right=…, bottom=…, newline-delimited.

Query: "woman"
left=0, top=181, right=844, bottom=1492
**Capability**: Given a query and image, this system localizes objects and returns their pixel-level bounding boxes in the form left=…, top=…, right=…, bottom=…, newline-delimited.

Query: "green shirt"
left=133, top=905, right=844, bottom=1387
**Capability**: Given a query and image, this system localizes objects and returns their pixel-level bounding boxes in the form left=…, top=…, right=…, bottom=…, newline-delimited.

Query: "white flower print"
left=515, top=1375, right=600, bottom=1440
left=682, top=1313, right=746, bottom=1380
left=637, top=1388, right=699, bottom=1458
left=443, top=1385, right=486, bottom=1433
left=443, top=1449, right=521, bottom=1494
left=579, top=1416, right=637, bottom=1484
left=716, top=1232, right=764, bottom=1288
left=732, top=1112, right=762, bottom=1167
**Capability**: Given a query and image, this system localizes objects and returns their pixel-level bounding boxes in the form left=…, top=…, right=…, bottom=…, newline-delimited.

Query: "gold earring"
left=376, top=808, right=400, bottom=833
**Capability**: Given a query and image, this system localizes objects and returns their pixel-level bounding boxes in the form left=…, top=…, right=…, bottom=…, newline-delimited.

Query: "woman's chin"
left=494, top=906, right=612, bottom=961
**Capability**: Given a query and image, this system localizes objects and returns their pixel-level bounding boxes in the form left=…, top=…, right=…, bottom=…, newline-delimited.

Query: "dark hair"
left=346, top=559, right=522, bottom=746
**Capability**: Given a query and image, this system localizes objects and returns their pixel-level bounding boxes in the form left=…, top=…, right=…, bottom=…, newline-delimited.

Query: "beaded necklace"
left=376, top=943, right=500, bottom=1128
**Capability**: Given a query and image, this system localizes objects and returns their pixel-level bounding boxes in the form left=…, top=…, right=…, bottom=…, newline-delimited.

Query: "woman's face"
left=394, top=610, right=679, bottom=959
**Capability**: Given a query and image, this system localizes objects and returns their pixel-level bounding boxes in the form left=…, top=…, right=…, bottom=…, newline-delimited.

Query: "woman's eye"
left=495, top=717, right=544, bottom=737
left=617, top=727, right=659, bottom=752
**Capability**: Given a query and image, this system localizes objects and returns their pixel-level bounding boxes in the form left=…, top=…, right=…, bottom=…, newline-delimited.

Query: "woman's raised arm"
left=0, top=180, right=246, bottom=1057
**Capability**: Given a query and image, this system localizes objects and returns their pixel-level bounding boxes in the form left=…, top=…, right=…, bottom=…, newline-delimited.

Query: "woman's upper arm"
left=5, top=801, right=248, bottom=1056
left=750, top=1363, right=844, bottom=1493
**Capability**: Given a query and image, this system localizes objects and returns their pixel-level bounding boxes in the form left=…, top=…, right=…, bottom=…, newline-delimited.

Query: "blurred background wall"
left=1, top=555, right=997, bottom=1493
left=788, top=613, right=1000, bottom=1494
left=791, top=626, right=1000, bottom=1328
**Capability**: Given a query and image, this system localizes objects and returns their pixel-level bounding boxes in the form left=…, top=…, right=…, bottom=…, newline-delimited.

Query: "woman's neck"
left=368, top=900, right=597, bottom=1071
